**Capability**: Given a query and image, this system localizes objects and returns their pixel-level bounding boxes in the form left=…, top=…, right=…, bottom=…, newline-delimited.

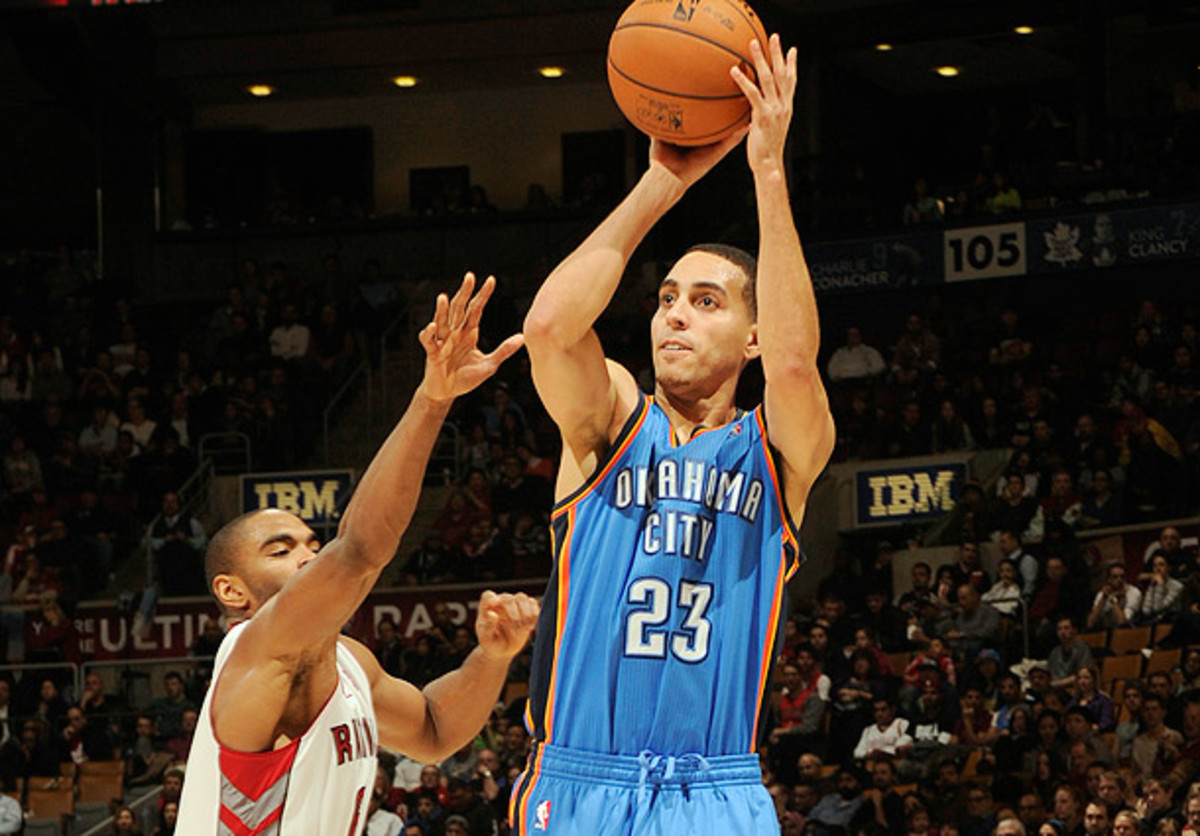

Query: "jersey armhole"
left=551, top=393, right=650, bottom=520
left=754, top=405, right=806, bottom=579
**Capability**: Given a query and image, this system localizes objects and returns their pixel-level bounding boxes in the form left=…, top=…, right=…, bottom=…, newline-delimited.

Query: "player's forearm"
left=415, top=646, right=512, bottom=761
left=753, top=162, right=820, bottom=375
left=524, top=166, right=684, bottom=348
left=334, top=386, right=452, bottom=567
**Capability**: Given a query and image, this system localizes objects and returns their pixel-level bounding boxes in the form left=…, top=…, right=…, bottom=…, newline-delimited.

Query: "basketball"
left=607, top=0, right=769, bottom=146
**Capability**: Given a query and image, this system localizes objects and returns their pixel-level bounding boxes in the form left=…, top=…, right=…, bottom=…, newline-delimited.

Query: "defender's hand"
left=418, top=273, right=524, bottom=403
left=475, top=590, right=539, bottom=661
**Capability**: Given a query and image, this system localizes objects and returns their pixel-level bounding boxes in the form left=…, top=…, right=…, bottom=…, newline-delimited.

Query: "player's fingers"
left=484, top=333, right=526, bottom=371
left=730, top=66, right=764, bottom=110
left=449, top=273, right=475, bottom=329
left=748, top=38, right=777, bottom=101
left=517, top=594, right=540, bottom=624
left=434, top=293, right=451, bottom=341
left=418, top=321, right=438, bottom=352
left=768, top=33, right=786, bottom=77
left=464, top=275, right=497, bottom=330
left=782, top=46, right=798, bottom=102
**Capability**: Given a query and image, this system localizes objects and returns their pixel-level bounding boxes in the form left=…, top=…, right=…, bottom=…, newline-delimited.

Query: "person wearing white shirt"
left=269, top=303, right=311, bottom=360
left=998, top=529, right=1038, bottom=599
left=0, top=793, right=19, bottom=835
left=853, top=698, right=913, bottom=760
left=826, top=326, right=886, bottom=384
left=981, top=559, right=1024, bottom=617
left=365, top=791, right=404, bottom=836
left=1087, top=563, right=1142, bottom=630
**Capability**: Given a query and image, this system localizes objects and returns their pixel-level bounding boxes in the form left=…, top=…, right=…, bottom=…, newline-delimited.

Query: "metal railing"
left=142, top=458, right=215, bottom=587
left=322, top=358, right=372, bottom=466
left=78, top=785, right=161, bottom=836
left=82, top=655, right=215, bottom=710
left=426, top=422, right=463, bottom=487
left=379, top=306, right=419, bottom=423
left=0, top=662, right=81, bottom=702
left=197, top=431, right=251, bottom=475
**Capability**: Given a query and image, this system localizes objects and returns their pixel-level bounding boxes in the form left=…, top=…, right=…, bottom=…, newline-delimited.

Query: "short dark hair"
left=683, top=243, right=757, bottom=319
left=204, top=510, right=267, bottom=605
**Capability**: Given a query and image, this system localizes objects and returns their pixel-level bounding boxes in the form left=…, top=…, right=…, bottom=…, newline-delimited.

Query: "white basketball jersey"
left=177, top=622, right=378, bottom=836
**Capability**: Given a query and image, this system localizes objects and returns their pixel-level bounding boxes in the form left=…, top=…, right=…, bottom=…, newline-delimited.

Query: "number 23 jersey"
left=527, top=394, right=804, bottom=756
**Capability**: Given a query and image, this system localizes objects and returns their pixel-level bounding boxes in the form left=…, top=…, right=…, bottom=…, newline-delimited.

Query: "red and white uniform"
left=178, top=622, right=378, bottom=836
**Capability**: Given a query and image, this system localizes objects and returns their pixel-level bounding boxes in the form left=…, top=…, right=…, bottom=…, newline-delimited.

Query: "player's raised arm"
left=210, top=275, right=522, bottom=751
left=523, top=133, right=745, bottom=484
left=346, top=589, right=538, bottom=763
left=731, top=35, right=835, bottom=508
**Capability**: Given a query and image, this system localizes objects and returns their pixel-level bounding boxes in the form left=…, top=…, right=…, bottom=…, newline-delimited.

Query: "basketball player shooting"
left=177, top=274, right=538, bottom=835
left=514, top=35, right=834, bottom=835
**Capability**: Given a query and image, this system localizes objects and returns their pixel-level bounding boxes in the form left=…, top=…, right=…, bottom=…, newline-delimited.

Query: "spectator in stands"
left=945, top=584, right=1002, bottom=660
left=1049, top=616, right=1094, bottom=690
left=1030, top=559, right=1085, bottom=650
left=808, top=766, right=868, bottom=831
left=1037, top=469, right=1083, bottom=531
left=1132, top=695, right=1182, bottom=784
left=2, top=435, right=42, bottom=510
left=827, top=326, right=886, bottom=385
left=886, top=400, right=933, bottom=458
left=442, top=776, right=499, bottom=836
left=147, top=491, right=207, bottom=596
left=986, top=173, right=1022, bottom=214
left=955, top=684, right=997, bottom=747
left=268, top=303, right=311, bottom=362
left=950, top=540, right=992, bottom=593
left=769, top=652, right=828, bottom=781
left=1149, top=526, right=1196, bottom=580
left=892, top=313, right=941, bottom=387
left=903, top=177, right=944, bottom=225
left=897, top=561, right=936, bottom=617
left=932, top=399, right=977, bottom=453
left=125, top=713, right=170, bottom=787
left=373, top=617, right=404, bottom=678
left=1080, top=468, right=1124, bottom=530
left=1138, top=778, right=1178, bottom=833
left=6, top=718, right=60, bottom=779
left=0, top=792, right=19, bottom=836
left=61, top=704, right=119, bottom=763
left=1112, top=810, right=1140, bottom=836
left=854, top=697, right=913, bottom=760
left=1141, top=553, right=1185, bottom=623
left=79, top=671, right=125, bottom=741
left=982, top=558, right=1024, bottom=616
left=860, top=587, right=907, bottom=651
left=991, top=474, right=1041, bottom=539
left=164, top=708, right=195, bottom=763
left=1087, top=563, right=1141, bottom=630
left=1068, top=665, right=1115, bottom=733
left=147, top=672, right=195, bottom=741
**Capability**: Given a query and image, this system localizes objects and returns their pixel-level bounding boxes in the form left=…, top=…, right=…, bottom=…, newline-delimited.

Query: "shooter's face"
left=651, top=252, right=757, bottom=394
left=223, top=509, right=321, bottom=614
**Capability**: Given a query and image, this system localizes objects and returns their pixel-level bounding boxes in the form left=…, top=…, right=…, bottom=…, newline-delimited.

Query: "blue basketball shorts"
left=508, top=742, right=779, bottom=836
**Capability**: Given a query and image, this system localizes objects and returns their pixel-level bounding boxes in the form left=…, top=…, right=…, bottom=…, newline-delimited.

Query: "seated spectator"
left=990, top=473, right=1041, bottom=539
left=1086, top=563, right=1141, bottom=630
left=126, top=714, right=171, bottom=786
left=768, top=650, right=828, bottom=781
left=61, top=704, right=119, bottom=763
left=1049, top=616, right=1094, bottom=690
left=902, top=177, right=944, bottom=225
left=147, top=491, right=207, bottom=596
left=1036, top=468, right=1083, bottom=531
left=442, top=776, right=499, bottom=836
left=982, top=558, right=1024, bottom=616
left=1068, top=665, right=1116, bottom=733
left=897, top=561, right=936, bottom=617
left=808, top=767, right=869, bottom=831
left=944, top=583, right=1002, bottom=660
left=1132, top=695, right=1182, bottom=785
left=886, top=400, right=933, bottom=458
left=859, top=588, right=908, bottom=651
left=955, top=685, right=997, bottom=747
left=827, top=326, right=886, bottom=385
left=147, top=672, right=196, bottom=741
left=109, top=805, right=141, bottom=836
left=931, top=399, right=977, bottom=453
left=1079, top=468, right=1125, bottom=529
left=164, top=708, right=196, bottom=763
left=986, top=172, right=1022, bottom=214
left=1141, top=552, right=1185, bottom=624
left=854, top=698, right=913, bottom=761
left=405, top=790, right=444, bottom=836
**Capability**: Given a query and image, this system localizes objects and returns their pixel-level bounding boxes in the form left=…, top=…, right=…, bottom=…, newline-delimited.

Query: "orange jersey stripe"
left=552, top=400, right=650, bottom=520
left=750, top=548, right=788, bottom=751
left=543, top=508, right=574, bottom=742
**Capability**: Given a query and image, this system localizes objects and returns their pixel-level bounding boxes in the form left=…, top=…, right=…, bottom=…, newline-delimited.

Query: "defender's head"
left=652, top=244, right=758, bottom=394
left=205, top=508, right=321, bottom=619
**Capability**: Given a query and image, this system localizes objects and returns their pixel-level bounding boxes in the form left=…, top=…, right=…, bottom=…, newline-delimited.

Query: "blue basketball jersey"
left=526, top=394, right=803, bottom=757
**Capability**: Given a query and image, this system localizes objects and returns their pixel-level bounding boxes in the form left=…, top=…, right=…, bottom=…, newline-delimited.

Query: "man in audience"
left=1132, top=695, right=1183, bottom=784
left=1086, top=562, right=1141, bottom=630
left=1048, top=616, right=1093, bottom=689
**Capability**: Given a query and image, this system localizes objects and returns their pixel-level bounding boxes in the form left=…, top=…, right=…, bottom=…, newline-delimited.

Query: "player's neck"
left=653, top=384, right=739, bottom=442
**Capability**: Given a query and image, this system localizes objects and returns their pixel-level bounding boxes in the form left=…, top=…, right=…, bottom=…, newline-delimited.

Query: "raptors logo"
left=534, top=799, right=552, bottom=831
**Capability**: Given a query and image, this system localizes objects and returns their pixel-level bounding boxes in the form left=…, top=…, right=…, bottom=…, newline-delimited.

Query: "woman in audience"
left=1141, top=552, right=1185, bottom=623
left=1067, top=664, right=1115, bottom=732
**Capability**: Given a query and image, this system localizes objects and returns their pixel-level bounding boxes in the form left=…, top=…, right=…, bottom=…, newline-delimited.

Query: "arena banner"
left=239, top=469, right=355, bottom=526
left=1028, top=203, right=1200, bottom=273
left=48, top=580, right=546, bottom=662
left=854, top=459, right=969, bottom=528
left=943, top=222, right=1027, bottom=282
left=806, top=231, right=943, bottom=295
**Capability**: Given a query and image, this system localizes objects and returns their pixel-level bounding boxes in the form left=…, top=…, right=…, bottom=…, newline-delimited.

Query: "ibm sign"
left=855, top=462, right=967, bottom=527
left=240, top=470, right=355, bottom=525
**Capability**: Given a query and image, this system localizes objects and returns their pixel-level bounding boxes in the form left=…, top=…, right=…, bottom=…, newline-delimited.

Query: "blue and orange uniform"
left=510, top=393, right=803, bottom=835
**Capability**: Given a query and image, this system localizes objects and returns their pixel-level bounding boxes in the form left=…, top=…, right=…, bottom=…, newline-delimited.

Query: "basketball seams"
left=612, top=21, right=757, bottom=68
left=716, top=0, right=767, bottom=47
left=607, top=58, right=746, bottom=102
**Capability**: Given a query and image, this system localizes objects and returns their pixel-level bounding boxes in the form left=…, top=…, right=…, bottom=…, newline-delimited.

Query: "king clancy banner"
left=26, top=579, right=545, bottom=662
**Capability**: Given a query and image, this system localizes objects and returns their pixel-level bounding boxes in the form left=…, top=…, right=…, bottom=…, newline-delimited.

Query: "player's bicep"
left=763, top=372, right=835, bottom=512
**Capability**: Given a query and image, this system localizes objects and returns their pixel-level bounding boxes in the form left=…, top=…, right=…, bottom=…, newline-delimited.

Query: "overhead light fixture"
left=934, top=65, right=960, bottom=77
left=392, top=75, right=418, bottom=88
left=1013, top=25, right=1035, bottom=35
left=246, top=84, right=275, bottom=97
left=874, top=43, right=894, bottom=52
left=538, top=66, right=565, bottom=79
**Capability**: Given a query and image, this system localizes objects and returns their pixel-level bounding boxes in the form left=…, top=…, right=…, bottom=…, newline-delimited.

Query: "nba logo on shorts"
left=534, top=799, right=551, bottom=831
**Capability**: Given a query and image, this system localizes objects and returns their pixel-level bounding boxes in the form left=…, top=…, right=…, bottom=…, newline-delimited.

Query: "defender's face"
left=221, top=510, right=321, bottom=613
left=651, top=252, right=756, bottom=393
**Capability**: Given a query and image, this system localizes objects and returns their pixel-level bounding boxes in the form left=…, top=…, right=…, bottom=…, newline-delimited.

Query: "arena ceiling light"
left=934, top=65, right=961, bottom=77
left=246, top=84, right=275, bottom=97
left=538, top=66, right=565, bottom=78
left=874, top=43, right=894, bottom=52
left=392, top=75, right=418, bottom=88
left=1013, top=25, right=1035, bottom=35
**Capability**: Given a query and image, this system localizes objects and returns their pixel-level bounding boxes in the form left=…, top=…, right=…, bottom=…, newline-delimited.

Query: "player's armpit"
left=763, top=370, right=835, bottom=515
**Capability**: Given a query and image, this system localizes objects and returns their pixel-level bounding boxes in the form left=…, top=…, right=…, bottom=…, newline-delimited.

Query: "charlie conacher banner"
left=855, top=462, right=967, bottom=527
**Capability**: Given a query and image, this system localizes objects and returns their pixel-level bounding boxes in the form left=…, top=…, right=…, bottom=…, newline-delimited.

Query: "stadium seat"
left=1109, top=626, right=1152, bottom=656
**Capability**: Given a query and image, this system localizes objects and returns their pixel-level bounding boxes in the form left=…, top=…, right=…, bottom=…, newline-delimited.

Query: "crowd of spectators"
left=823, top=293, right=1200, bottom=537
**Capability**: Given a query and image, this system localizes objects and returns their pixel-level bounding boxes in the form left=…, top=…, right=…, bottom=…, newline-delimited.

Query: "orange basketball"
left=607, top=0, right=768, bottom=146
